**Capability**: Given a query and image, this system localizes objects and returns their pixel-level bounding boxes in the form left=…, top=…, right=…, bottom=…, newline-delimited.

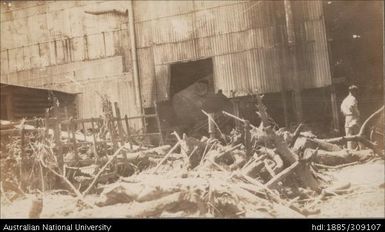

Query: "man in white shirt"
left=340, top=85, right=360, bottom=149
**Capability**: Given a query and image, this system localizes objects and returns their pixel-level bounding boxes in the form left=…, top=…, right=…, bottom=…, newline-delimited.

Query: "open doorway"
left=170, top=58, right=214, bottom=97
left=155, top=58, right=215, bottom=141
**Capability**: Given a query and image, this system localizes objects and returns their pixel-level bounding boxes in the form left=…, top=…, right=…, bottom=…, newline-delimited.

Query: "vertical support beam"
left=284, top=0, right=303, bottom=123
left=124, top=115, right=133, bottom=149
left=128, top=0, right=144, bottom=128
left=274, top=1, right=289, bottom=127
left=54, top=118, right=63, bottom=171
left=330, top=85, right=340, bottom=134
left=322, top=1, right=340, bottom=133
left=71, top=119, right=78, bottom=157
left=230, top=90, right=241, bottom=129
left=154, top=102, right=164, bottom=145
left=51, top=94, right=63, bottom=171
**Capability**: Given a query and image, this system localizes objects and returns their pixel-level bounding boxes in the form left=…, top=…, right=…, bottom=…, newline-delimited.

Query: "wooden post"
left=154, top=102, right=164, bottom=145
left=91, top=118, right=97, bottom=143
left=124, top=115, right=133, bottom=149
left=54, top=118, right=63, bottom=171
left=244, top=120, right=252, bottom=156
left=330, top=85, right=340, bottom=134
left=71, top=119, right=78, bottom=156
left=208, top=113, right=216, bottom=139
left=50, top=93, right=64, bottom=171
left=284, top=0, right=303, bottom=123
left=114, top=102, right=125, bottom=146
left=81, top=122, right=86, bottom=141
left=230, top=90, right=241, bottom=129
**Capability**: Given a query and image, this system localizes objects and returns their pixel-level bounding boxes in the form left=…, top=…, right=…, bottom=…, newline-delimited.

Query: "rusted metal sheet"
left=214, top=47, right=283, bottom=97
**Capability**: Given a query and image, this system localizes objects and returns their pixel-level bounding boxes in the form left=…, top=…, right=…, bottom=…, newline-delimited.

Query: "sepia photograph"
left=0, top=0, right=384, bottom=221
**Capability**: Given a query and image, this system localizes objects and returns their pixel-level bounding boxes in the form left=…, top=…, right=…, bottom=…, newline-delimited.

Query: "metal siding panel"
left=0, top=51, right=8, bottom=75
left=154, top=64, right=170, bottom=102
left=152, top=14, right=194, bottom=44
left=134, top=1, right=194, bottom=22
left=135, top=21, right=153, bottom=48
left=214, top=47, right=282, bottom=97
left=194, top=1, right=241, bottom=11
left=87, top=33, right=104, bottom=59
left=138, top=48, right=156, bottom=108
left=296, top=1, right=331, bottom=89
left=77, top=76, right=141, bottom=129
left=153, top=40, right=196, bottom=65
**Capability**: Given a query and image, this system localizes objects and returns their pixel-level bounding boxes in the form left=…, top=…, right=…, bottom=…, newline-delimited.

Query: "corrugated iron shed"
left=134, top=0, right=331, bottom=107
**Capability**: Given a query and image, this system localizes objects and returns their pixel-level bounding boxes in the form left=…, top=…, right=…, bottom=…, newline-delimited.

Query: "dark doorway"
left=170, top=58, right=214, bottom=97
left=154, top=58, right=215, bottom=142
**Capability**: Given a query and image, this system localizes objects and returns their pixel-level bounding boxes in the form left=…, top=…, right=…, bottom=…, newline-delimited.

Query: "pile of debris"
left=1, top=95, right=383, bottom=218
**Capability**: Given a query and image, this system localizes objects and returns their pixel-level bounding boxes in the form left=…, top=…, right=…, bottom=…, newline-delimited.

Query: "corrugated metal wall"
left=134, top=0, right=331, bottom=107
left=1, top=1, right=142, bottom=127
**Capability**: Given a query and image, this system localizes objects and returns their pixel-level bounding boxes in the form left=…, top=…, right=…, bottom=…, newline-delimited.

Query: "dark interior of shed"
left=145, top=58, right=215, bottom=141
left=323, top=1, right=383, bottom=129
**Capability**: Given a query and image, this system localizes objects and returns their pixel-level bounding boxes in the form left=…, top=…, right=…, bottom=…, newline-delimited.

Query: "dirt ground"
left=316, top=159, right=385, bottom=218
left=1, top=159, right=384, bottom=218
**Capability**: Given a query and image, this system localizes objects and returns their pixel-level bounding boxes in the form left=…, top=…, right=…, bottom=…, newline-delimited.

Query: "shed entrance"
left=170, top=58, right=214, bottom=97
left=151, top=58, right=215, bottom=142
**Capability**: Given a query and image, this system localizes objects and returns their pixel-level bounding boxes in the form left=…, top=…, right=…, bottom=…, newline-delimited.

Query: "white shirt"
left=341, top=93, right=360, bottom=127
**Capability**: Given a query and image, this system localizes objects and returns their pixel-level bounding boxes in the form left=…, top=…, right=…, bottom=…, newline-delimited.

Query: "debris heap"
left=1, top=96, right=383, bottom=218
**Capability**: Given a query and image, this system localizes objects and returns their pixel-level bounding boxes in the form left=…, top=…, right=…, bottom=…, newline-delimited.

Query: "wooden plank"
left=114, top=102, right=125, bottom=146
left=124, top=115, right=133, bottom=149
left=154, top=102, right=164, bottom=145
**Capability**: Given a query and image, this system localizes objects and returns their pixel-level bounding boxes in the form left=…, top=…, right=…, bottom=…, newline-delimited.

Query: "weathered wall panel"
left=134, top=0, right=331, bottom=106
left=138, top=48, right=156, bottom=107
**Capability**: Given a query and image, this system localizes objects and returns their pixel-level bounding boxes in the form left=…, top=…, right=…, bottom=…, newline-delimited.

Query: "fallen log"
left=308, top=138, right=342, bottom=152
left=323, top=135, right=381, bottom=155
left=152, top=142, right=181, bottom=174
left=265, top=161, right=299, bottom=189
left=254, top=93, right=320, bottom=191
left=125, top=192, right=184, bottom=218
left=82, top=145, right=128, bottom=196
left=322, top=106, right=384, bottom=155
left=306, top=148, right=373, bottom=166
left=289, top=123, right=304, bottom=147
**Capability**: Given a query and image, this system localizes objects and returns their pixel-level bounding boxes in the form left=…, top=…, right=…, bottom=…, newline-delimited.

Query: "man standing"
left=340, top=85, right=360, bottom=149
